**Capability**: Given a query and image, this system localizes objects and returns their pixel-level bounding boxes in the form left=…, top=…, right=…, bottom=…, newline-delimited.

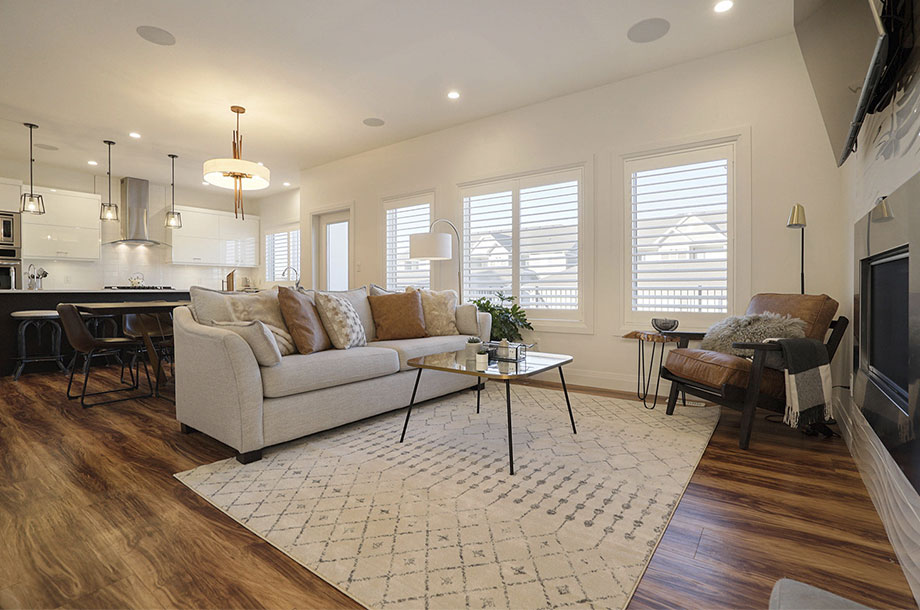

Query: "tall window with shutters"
left=384, top=195, right=431, bottom=291
left=625, top=143, right=733, bottom=322
left=264, top=226, right=301, bottom=282
left=462, top=167, right=582, bottom=318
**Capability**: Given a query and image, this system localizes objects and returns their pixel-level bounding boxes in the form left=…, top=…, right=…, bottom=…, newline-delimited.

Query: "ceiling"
left=0, top=1, right=793, bottom=198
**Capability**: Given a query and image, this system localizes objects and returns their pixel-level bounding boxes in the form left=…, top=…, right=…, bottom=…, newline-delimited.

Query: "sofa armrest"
left=477, top=311, right=492, bottom=342
left=173, top=306, right=264, bottom=453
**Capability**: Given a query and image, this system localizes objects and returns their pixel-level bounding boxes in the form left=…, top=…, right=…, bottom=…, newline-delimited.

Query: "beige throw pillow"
left=314, top=292, right=368, bottom=349
left=190, top=286, right=296, bottom=355
left=456, top=303, right=480, bottom=336
left=407, top=287, right=459, bottom=336
left=211, top=320, right=283, bottom=367
left=301, top=286, right=376, bottom=341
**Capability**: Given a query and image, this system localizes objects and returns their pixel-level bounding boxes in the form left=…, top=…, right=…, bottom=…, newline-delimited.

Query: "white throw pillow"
left=190, top=286, right=296, bottom=355
left=456, top=303, right=480, bottom=336
left=407, top=287, right=459, bottom=336
left=314, top=292, right=368, bottom=349
left=212, top=320, right=283, bottom=367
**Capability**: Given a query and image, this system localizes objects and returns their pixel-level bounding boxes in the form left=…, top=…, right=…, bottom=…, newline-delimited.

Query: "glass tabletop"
left=407, top=350, right=573, bottom=380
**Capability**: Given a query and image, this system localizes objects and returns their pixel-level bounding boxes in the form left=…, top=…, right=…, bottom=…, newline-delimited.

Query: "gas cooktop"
left=104, top=285, right=176, bottom=290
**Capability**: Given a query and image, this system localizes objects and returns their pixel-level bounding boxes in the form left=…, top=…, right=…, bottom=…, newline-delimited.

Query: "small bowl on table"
left=651, top=318, right=679, bottom=333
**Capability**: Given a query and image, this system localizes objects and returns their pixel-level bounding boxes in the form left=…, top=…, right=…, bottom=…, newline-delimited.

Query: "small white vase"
left=475, top=353, right=489, bottom=371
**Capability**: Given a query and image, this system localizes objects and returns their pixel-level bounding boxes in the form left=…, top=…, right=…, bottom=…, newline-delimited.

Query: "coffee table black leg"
left=505, top=379, right=514, bottom=475
left=476, top=377, right=481, bottom=414
left=559, top=366, right=577, bottom=434
left=400, top=368, right=423, bottom=443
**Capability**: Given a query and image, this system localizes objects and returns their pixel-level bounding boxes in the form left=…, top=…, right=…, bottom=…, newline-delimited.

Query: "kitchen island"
left=0, top=289, right=191, bottom=376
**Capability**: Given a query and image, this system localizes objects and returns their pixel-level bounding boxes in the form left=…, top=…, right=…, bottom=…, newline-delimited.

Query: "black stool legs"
left=13, top=318, right=66, bottom=380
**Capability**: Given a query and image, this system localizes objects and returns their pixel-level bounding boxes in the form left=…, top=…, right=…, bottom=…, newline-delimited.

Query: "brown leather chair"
left=660, top=293, right=849, bottom=449
left=57, top=304, right=152, bottom=408
left=123, top=312, right=174, bottom=398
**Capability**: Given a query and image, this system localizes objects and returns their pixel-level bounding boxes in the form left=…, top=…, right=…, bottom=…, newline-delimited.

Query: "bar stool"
left=11, top=310, right=67, bottom=380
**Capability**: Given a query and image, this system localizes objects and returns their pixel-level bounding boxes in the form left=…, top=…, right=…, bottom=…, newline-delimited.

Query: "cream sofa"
left=173, top=305, right=492, bottom=463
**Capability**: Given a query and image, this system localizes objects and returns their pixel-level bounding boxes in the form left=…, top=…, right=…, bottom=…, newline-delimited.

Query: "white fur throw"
left=700, top=312, right=807, bottom=358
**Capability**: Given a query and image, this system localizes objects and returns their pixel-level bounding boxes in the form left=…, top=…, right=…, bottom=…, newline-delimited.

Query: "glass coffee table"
left=399, top=350, right=576, bottom=475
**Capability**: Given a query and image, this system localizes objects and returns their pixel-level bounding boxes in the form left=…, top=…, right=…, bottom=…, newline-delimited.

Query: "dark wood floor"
left=0, top=369, right=915, bottom=609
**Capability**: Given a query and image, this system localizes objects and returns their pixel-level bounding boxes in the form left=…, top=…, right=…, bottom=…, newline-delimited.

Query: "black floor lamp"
left=786, top=203, right=806, bottom=294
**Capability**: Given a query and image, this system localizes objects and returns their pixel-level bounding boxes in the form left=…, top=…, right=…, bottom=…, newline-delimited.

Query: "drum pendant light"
left=99, top=140, right=118, bottom=221
left=20, top=123, right=45, bottom=215
left=165, top=154, right=182, bottom=229
left=202, top=105, right=270, bottom=219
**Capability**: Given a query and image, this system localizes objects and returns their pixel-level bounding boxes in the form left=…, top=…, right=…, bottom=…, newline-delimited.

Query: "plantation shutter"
left=462, top=186, right=514, bottom=303
left=628, top=145, right=731, bottom=314
left=265, top=228, right=300, bottom=282
left=518, top=172, right=579, bottom=310
left=385, top=201, right=431, bottom=290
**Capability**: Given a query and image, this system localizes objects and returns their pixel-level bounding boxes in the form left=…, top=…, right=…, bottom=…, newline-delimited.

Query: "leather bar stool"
left=10, top=310, right=67, bottom=380
left=57, top=304, right=153, bottom=408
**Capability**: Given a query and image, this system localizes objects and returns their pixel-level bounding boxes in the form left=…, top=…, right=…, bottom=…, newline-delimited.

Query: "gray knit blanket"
left=775, top=338, right=833, bottom=428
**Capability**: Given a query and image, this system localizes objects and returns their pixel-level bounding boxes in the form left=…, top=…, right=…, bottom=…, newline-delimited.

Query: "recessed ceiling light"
left=129, top=132, right=141, bottom=139
left=627, top=18, right=671, bottom=43
left=50, top=188, right=57, bottom=192
left=363, top=117, right=385, bottom=127
left=714, top=1, right=733, bottom=13
left=202, top=181, right=209, bottom=185
left=447, top=90, right=460, bottom=100
left=34, top=143, right=58, bottom=151
left=258, top=161, right=264, bottom=166
left=283, top=182, right=291, bottom=187
left=87, top=160, right=98, bottom=166
left=136, top=25, right=176, bottom=46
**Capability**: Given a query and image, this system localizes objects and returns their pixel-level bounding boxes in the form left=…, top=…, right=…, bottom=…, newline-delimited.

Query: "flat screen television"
left=795, top=0, right=889, bottom=166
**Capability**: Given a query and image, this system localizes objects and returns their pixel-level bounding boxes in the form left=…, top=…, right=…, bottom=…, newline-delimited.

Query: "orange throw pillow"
left=278, top=286, right=332, bottom=354
left=368, top=291, right=427, bottom=341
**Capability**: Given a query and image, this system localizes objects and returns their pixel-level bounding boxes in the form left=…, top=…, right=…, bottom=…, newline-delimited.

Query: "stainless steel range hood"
left=107, top=177, right=162, bottom=245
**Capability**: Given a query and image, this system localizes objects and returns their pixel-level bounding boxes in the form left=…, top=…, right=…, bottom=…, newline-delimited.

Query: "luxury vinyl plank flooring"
left=0, top=369, right=914, bottom=609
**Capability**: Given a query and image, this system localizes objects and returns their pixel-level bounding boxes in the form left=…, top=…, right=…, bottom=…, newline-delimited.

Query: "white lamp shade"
left=202, top=158, right=270, bottom=190
left=410, top=232, right=452, bottom=260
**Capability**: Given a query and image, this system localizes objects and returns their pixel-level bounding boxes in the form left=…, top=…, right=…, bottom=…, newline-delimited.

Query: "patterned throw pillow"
left=407, top=287, right=459, bottom=336
left=314, top=292, right=368, bottom=349
left=190, top=285, right=296, bottom=355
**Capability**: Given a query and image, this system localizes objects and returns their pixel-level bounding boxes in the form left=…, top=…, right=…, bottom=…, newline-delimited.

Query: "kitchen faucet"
left=281, top=266, right=301, bottom=289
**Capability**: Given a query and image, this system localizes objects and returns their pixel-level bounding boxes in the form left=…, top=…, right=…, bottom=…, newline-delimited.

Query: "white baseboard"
left=835, top=392, right=920, bottom=605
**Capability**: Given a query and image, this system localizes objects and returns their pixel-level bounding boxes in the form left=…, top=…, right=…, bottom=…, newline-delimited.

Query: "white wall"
left=0, top=159, right=264, bottom=290
left=299, top=34, right=845, bottom=391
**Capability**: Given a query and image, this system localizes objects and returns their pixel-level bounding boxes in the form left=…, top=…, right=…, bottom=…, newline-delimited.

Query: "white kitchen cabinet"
left=168, top=205, right=259, bottom=267
left=19, top=186, right=102, bottom=260
left=21, top=224, right=100, bottom=260
left=0, top=177, right=23, bottom=212
left=20, top=186, right=101, bottom=229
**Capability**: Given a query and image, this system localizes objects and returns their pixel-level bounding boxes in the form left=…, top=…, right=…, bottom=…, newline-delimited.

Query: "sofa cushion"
left=456, top=303, right=481, bottom=336
left=368, top=290, right=428, bottom=340
left=746, top=293, right=838, bottom=340
left=278, top=286, right=331, bottom=354
left=407, top=287, right=459, bottom=336
left=212, top=320, right=283, bottom=367
left=665, top=348, right=785, bottom=398
left=190, top=285, right=295, bottom=355
left=261, top=347, right=400, bottom=398
left=303, top=286, right=376, bottom=341
left=372, top=335, right=470, bottom=371
left=314, top=292, right=367, bottom=349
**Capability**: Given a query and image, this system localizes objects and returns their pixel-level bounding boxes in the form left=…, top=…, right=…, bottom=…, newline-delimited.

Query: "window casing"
left=462, top=167, right=582, bottom=320
left=383, top=195, right=431, bottom=291
left=624, top=142, right=735, bottom=327
left=264, top=225, right=301, bottom=283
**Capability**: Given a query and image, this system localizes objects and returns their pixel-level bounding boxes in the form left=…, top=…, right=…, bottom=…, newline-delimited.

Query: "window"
left=264, top=226, right=301, bottom=282
left=462, top=167, right=581, bottom=316
left=384, top=196, right=431, bottom=291
left=625, top=143, right=733, bottom=317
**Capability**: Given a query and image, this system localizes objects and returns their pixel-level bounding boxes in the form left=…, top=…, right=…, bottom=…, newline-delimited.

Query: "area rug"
left=176, top=384, right=719, bottom=609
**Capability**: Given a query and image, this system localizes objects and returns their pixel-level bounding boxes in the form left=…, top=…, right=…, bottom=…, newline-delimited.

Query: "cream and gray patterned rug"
left=176, top=384, right=719, bottom=609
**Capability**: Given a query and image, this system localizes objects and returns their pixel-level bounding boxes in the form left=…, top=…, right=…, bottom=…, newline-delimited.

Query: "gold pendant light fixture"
left=165, top=153, right=182, bottom=229
left=202, top=105, right=269, bottom=219
left=20, top=123, right=45, bottom=215
left=99, top=140, right=118, bottom=221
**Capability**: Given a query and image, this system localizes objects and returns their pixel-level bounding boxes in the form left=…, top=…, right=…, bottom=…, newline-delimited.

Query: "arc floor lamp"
left=786, top=203, right=806, bottom=294
left=409, top=219, right=462, bottom=302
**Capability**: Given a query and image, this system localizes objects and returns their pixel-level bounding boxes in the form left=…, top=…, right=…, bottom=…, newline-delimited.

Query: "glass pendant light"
left=99, top=140, right=118, bottom=221
left=165, top=154, right=182, bottom=229
left=19, top=123, right=45, bottom=214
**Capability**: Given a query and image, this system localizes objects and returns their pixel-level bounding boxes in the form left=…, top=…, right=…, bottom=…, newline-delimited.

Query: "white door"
left=318, top=211, right=349, bottom=291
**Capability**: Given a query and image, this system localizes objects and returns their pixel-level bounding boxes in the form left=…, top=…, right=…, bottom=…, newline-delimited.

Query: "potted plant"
left=471, top=291, right=533, bottom=342
left=464, top=336, right=482, bottom=360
